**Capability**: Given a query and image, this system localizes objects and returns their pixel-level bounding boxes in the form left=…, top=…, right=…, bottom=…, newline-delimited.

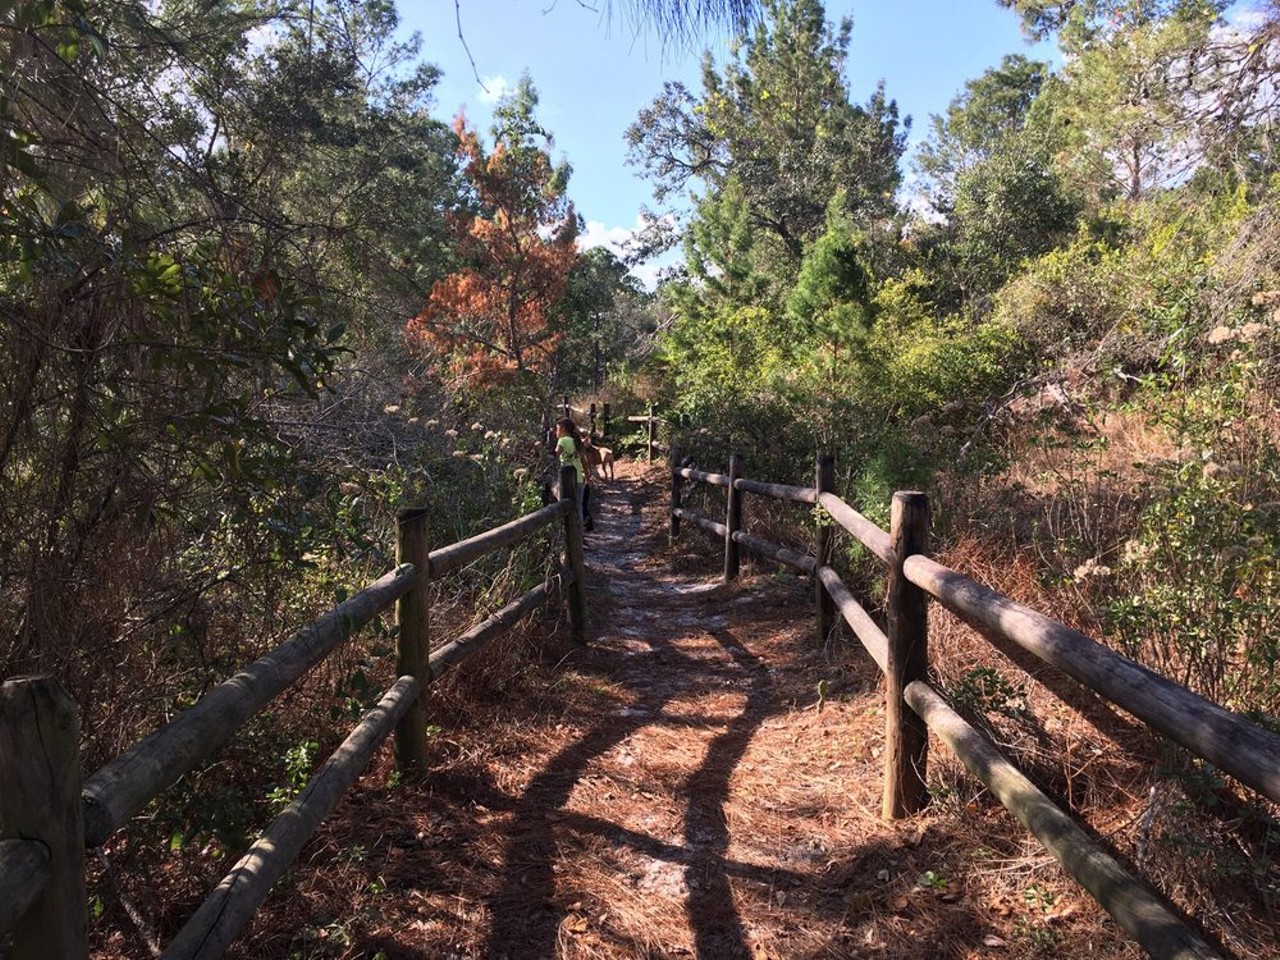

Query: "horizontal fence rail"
left=732, top=530, right=818, bottom=574
left=163, top=676, right=424, bottom=960
left=429, top=572, right=571, bottom=675
left=429, top=501, right=569, bottom=579
left=905, top=554, right=1280, bottom=806
left=667, top=445, right=1262, bottom=960
left=817, top=566, right=888, bottom=672
left=733, top=476, right=817, bottom=503
left=905, top=680, right=1222, bottom=960
left=0, top=466, right=591, bottom=960
left=80, top=567, right=421, bottom=848
left=678, top=465, right=732, bottom=487
left=817, top=491, right=893, bottom=564
left=673, top=507, right=728, bottom=539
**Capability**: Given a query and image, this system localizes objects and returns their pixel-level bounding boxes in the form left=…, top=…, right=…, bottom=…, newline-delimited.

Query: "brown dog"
left=582, top=436, right=615, bottom=481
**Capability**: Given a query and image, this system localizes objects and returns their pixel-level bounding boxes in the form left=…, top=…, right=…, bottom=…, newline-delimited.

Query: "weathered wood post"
left=815, top=454, right=836, bottom=647
left=589, top=403, right=597, bottom=436
left=884, top=491, right=930, bottom=819
left=562, top=394, right=570, bottom=420
left=669, top=444, right=683, bottom=543
left=559, top=465, right=589, bottom=644
left=646, top=403, right=656, bottom=463
left=0, top=677, right=87, bottom=959
left=395, top=508, right=431, bottom=772
left=724, top=453, right=743, bottom=582
left=602, top=402, right=611, bottom=438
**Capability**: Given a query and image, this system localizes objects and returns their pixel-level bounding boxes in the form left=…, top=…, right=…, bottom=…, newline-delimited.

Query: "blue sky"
left=402, top=1, right=1056, bottom=282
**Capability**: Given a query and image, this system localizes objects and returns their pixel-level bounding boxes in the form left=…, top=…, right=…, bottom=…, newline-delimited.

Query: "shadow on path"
left=482, top=470, right=777, bottom=959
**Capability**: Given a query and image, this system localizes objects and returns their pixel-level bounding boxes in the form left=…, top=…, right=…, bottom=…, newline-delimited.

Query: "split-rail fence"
left=0, top=468, right=588, bottom=960
left=669, top=446, right=1280, bottom=960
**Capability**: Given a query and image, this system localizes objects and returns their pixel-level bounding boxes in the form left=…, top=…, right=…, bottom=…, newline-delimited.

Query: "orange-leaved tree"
left=407, top=76, right=578, bottom=392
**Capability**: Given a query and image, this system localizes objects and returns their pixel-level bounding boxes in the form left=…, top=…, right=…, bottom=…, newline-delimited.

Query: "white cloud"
left=1225, top=5, right=1269, bottom=32
left=578, top=219, right=639, bottom=253
left=629, top=259, right=669, bottom=291
left=477, top=74, right=512, bottom=104
left=577, top=214, right=681, bottom=291
left=578, top=212, right=677, bottom=254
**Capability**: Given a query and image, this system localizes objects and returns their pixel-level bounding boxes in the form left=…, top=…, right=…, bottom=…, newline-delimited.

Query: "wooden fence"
left=669, top=447, right=1280, bottom=960
left=626, top=404, right=668, bottom=462
left=0, top=467, right=588, bottom=960
left=559, top=396, right=612, bottom=439
left=560, top=397, right=666, bottom=461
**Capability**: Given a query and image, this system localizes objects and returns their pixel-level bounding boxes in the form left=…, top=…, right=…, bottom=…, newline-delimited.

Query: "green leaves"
left=629, top=0, right=906, bottom=268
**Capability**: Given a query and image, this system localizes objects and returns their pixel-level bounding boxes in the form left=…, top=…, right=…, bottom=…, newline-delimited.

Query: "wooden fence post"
left=815, top=454, right=836, bottom=647
left=0, top=677, right=87, bottom=959
left=646, top=403, right=656, bottom=463
left=602, top=402, right=611, bottom=438
left=560, top=465, right=589, bottom=644
left=884, top=491, right=930, bottom=819
left=395, top=509, right=431, bottom=772
left=589, top=402, right=597, bottom=436
left=562, top=394, right=570, bottom=420
left=670, top=445, right=683, bottom=543
left=724, top=453, right=743, bottom=582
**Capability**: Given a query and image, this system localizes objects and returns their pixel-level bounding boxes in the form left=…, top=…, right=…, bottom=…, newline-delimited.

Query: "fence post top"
left=1, top=675, right=73, bottom=700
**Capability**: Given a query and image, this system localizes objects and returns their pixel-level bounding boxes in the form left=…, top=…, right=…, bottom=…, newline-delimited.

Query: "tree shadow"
left=680, top=627, right=773, bottom=959
left=481, top=630, right=690, bottom=956
left=480, top=543, right=779, bottom=958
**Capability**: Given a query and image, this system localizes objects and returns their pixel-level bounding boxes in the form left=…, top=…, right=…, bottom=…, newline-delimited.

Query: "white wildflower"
left=1073, top=558, right=1113, bottom=581
left=1120, top=540, right=1153, bottom=566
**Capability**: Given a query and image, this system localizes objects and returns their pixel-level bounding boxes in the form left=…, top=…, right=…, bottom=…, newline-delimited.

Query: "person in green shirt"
left=555, top=418, right=593, bottom=531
